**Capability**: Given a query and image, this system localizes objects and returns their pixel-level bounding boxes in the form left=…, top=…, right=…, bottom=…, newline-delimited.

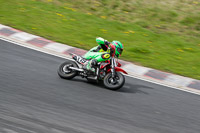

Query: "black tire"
left=103, top=72, right=125, bottom=90
left=57, top=61, right=78, bottom=79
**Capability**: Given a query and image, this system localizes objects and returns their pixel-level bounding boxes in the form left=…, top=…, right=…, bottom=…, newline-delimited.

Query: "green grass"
left=0, top=0, right=200, bottom=79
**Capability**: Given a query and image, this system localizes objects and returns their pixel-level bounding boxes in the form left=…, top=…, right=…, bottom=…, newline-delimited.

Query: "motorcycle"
left=57, top=44, right=127, bottom=90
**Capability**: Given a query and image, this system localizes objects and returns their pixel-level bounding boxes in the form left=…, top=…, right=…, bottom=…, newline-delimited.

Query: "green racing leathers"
left=83, top=37, right=111, bottom=72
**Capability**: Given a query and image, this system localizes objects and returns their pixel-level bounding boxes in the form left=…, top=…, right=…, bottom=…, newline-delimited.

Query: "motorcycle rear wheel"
left=103, top=72, right=125, bottom=90
left=57, top=61, right=78, bottom=79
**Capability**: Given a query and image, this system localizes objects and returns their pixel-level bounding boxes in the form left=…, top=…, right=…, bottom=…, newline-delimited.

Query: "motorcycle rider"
left=83, top=37, right=124, bottom=72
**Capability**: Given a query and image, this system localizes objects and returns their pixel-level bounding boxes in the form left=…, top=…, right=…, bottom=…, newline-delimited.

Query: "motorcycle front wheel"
left=57, top=61, right=78, bottom=79
left=103, top=72, right=125, bottom=90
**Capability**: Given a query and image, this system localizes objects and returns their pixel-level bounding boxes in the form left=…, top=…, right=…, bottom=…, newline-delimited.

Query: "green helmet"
left=111, top=41, right=123, bottom=57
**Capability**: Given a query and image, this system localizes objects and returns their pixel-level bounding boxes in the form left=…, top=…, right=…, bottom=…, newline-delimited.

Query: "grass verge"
left=0, top=0, right=200, bottom=79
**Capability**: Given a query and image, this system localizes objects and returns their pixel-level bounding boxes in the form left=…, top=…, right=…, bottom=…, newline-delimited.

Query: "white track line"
left=0, top=36, right=199, bottom=96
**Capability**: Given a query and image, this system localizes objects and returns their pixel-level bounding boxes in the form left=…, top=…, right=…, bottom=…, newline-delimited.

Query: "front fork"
left=110, top=57, right=118, bottom=84
left=111, top=57, right=117, bottom=78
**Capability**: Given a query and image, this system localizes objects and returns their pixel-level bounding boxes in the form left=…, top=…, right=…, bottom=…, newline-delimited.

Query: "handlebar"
left=108, top=44, right=116, bottom=57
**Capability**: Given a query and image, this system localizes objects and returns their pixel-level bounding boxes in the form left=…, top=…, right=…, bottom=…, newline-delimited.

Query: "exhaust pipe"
left=69, top=67, right=84, bottom=72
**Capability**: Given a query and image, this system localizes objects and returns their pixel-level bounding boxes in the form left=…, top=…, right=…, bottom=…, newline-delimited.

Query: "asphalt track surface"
left=0, top=39, right=200, bottom=133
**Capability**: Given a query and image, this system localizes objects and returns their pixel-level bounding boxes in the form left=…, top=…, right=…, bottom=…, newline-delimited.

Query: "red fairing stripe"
left=100, top=63, right=110, bottom=69
left=107, top=67, right=128, bottom=74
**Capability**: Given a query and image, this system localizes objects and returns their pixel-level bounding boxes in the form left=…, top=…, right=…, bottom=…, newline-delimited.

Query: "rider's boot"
left=83, top=59, right=97, bottom=73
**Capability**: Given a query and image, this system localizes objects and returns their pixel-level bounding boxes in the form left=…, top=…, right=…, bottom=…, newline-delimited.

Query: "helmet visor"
left=117, top=47, right=123, bottom=55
